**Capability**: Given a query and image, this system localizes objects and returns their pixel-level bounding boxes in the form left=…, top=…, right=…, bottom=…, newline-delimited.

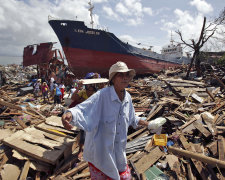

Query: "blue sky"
left=0, top=0, right=224, bottom=64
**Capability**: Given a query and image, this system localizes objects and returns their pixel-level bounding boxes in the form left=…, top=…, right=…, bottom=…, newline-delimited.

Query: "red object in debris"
left=23, top=42, right=56, bottom=66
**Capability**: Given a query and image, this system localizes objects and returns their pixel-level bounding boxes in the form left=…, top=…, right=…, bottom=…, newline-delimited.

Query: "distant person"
left=42, top=82, right=49, bottom=103
left=69, top=73, right=96, bottom=108
left=50, top=77, right=55, bottom=97
left=59, top=81, right=65, bottom=101
left=33, top=79, right=41, bottom=98
left=53, top=84, right=62, bottom=105
left=70, top=82, right=77, bottom=95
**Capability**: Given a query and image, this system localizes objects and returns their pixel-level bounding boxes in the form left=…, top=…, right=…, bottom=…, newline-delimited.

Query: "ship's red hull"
left=64, top=47, right=180, bottom=77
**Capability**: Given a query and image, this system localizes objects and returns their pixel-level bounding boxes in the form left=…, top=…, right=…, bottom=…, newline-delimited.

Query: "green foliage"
left=217, top=53, right=225, bottom=66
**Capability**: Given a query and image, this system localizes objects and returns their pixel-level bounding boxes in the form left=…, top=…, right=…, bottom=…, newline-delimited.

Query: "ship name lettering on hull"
left=74, top=29, right=100, bottom=35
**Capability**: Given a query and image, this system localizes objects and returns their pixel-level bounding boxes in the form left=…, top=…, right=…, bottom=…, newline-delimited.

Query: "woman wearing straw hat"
left=62, top=61, right=164, bottom=179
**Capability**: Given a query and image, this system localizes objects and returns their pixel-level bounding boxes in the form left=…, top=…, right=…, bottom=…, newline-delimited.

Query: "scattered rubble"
left=0, top=64, right=224, bottom=179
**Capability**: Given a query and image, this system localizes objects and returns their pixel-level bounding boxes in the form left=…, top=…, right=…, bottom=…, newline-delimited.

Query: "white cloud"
left=93, top=0, right=108, bottom=3
left=115, top=2, right=130, bottom=16
left=0, top=0, right=101, bottom=56
left=119, top=34, right=162, bottom=53
left=190, top=0, right=213, bottom=14
left=154, top=7, right=170, bottom=16
left=127, top=17, right=143, bottom=26
left=0, top=0, right=222, bottom=60
left=143, top=7, right=153, bottom=16
left=161, top=7, right=221, bottom=52
left=174, top=9, right=195, bottom=26
left=102, top=6, right=120, bottom=20
left=113, top=0, right=153, bottom=26
left=124, top=0, right=142, bottom=17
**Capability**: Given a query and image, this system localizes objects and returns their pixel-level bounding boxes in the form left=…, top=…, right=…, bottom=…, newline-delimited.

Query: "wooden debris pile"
left=0, top=90, right=47, bottom=131
left=0, top=65, right=225, bottom=179
left=124, top=70, right=225, bottom=179
left=0, top=116, right=78, bottom=180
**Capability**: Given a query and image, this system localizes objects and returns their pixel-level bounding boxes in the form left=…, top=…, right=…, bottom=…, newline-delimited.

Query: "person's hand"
left=62, top=112, right=73, bottom=130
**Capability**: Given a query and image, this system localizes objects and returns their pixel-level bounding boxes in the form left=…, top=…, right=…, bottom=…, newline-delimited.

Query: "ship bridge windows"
left=163, top=48, right=177, bottom=53
left=60, top=23, right=67, bottom=26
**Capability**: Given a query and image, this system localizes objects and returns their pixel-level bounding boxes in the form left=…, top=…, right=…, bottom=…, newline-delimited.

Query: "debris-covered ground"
left=0, top=63, right=225, bottom=180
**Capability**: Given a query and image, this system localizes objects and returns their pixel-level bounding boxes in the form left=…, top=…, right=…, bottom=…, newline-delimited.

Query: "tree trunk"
left=195, top=52, right=201, bottom=77
left=186, top=52, right=196, bottom=79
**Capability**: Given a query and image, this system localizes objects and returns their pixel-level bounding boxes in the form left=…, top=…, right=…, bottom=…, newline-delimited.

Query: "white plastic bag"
left=148, top=117, right=166, bottom=130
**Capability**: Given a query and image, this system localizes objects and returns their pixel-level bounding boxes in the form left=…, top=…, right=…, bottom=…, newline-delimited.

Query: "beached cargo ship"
left=48, top=4, right=190, bottom=77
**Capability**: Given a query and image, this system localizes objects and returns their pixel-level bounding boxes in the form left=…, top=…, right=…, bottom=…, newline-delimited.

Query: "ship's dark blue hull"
left=49, top=19, right=185, bottom=77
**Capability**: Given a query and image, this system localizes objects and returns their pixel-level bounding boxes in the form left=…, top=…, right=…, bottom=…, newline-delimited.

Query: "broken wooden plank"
left=168, top=146, right=225, bottom=168
left=179, top=135, right=210, bottom=179
left=62, top=161, right=88, bottom=177
left=12, top=149, right=52, bottom=173
left=163, top=78, right=205, bottom=86
left=129, top=160, right=141, bottom=180
left=19, top=160, right=31, bottom=180
left=2, top=112, right=23, bottom=116
left=187, top=162, right=196, bottom=180
left=193, top=122, right=211, bottom=138
left=206, top=88, right=215, bottom=101
left=169, top=83, right=197, bottom=87
left=146, top=105, right=163, bottom=121
left=180, top=92, right=209, bottom=97
left=0, top=99, right=22, bottom=111
left=23, top=111, right=42, bottom=119
left=35, top=123, right=75, bottom=139
left=129, top=151, right=141, bottom=161
left=50, top=152, right=79, bottom=179
left=213, top=114, right=220, bottom=124
left=191, top=93, right=204, bottom=103
left=218, top=136, right=225, bottom=161
left=206, top=141, right=218, bottom=157
left=0, top=153, right=9, bottom=169
left=210, top=101, right=225, bottom=114
left=144, top=138, right=153, bottom=152
left=179, top=117, right=197, bottom=130
left=135, top=146, right=164, bottom=174
left=129, top=151, right=146, bottom=163
left=160, top=97, right=182, bottom=105
left=173, top=111, right=189, bottom=121
left=3, top=127, right=75, bottom=165
left=72, top=172, right=90, bottom=179
left=22, top=134, right=61, bottom=150
left=166, top=154, right=181, bottom=177
left=27, top=106, right=46, bottom=121
left=127, top=127, right=146, bottom=141
left=14, top=116, right=27, bottom=129
left=215, top=114, right=225, bottom=125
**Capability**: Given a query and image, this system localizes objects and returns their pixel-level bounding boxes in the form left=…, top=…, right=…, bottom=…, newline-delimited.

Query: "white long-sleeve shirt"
left=68, top=85, right=139, bottom=179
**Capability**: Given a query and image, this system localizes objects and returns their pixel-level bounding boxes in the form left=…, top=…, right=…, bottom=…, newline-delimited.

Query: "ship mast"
left=170, top=31, right=174, bottom=45
left=88, top=0, right=94, bottom=29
